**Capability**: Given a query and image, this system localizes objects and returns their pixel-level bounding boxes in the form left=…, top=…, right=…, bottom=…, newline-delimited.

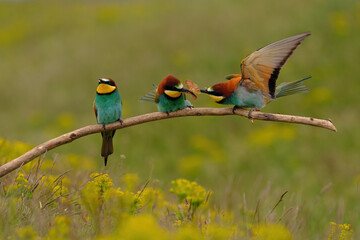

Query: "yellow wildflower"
left=6, top=172, right=33, bottom=199
left=116, top=214, right=169, bottom=240
left=47, top=216, right=71, bottom=240
left=16, top=226, right=38, bottom=240
left=0, top=138, right=32, bottom=164
left=205, top=224, right=237, bottom=240
left=328, top=222, right=354, bottom=240
left=90, top=172, right=114, bottom=195
left=175, top=225, right=203, bottom=240
left=252, top=223, right=292, bottom=240
left=170, top=179, right=212, bottom=209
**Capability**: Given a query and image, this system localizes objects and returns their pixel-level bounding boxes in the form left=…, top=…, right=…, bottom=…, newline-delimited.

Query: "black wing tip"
left=104, top=157, right=108, bottom=166
left=268, top=68, right=280, bottom=98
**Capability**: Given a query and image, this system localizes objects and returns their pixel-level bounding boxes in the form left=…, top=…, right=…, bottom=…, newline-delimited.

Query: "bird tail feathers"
left=139, top=84, right=158, bottom=102
left=275, top=76, right=311, bottom=98
left=101, top=131, right=114, bottom=166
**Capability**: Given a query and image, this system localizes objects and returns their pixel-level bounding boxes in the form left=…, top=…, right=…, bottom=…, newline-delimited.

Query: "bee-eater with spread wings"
left=201, top=32, right=311, bottom=118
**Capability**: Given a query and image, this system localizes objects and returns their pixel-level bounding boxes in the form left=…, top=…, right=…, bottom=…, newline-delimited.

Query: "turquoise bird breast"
left=95, top=90, right=122, bottom=124
left=157, top=93, right=192, bottom=113
left=228, top=86, right=266, bottom=109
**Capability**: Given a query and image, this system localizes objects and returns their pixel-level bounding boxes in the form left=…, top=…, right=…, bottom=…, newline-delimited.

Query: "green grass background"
left=0, top=0, right=359, bottom=238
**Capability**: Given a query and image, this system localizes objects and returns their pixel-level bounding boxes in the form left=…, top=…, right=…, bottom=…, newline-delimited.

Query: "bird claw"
left=187, top=105, right=194, bottom=109
left=248, top=107, right=258, bottom=123
left=118, top=119, right=123, bottom=125
left=102, top=124, right=106, bottom=131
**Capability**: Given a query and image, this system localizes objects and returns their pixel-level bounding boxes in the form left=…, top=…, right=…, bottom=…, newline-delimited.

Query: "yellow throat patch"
left=209, top=95, right=225, bottom=102
left=164, top=90, right=181, bottom=98
left=97, top=84, right=116, bottom=94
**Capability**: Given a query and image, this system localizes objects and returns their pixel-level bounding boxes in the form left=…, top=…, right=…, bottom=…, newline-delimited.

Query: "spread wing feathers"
left=139, top=84, right=158, bottom=102
left=276, top=76, right=311, bottom=98
left=240, top=32, right=311, bottom=98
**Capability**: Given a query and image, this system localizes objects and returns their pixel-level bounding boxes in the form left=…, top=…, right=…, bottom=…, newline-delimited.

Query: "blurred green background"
left=1, top=0, right=359, bottom=238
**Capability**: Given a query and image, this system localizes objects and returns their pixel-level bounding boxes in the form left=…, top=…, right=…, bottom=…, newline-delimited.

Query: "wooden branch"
left=0, top=108, right=336, bottom=178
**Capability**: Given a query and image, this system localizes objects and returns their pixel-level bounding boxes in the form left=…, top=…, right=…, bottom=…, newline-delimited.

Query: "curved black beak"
left=200, top=89, right=208, bottom=94
left=181, top=87, right=197, bottom=98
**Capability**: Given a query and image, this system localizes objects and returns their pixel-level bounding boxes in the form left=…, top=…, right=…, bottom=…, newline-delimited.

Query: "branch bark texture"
left=0, top=108, right=336, bottom=178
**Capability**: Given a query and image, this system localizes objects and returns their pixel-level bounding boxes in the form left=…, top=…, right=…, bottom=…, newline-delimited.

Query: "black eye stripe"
left=99, top=79, right=115, bottom=86
left=208, top=91, right=222, bottom=96
left=164, top=86, right=180, bottom=91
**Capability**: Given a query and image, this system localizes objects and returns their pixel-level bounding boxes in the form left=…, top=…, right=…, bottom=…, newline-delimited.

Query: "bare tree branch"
left=0, top=108, right=336, bottom=178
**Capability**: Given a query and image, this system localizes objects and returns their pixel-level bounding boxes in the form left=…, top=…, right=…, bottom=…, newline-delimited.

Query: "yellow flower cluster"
left=39, top=174, right=70, bottom=207
left=170, top=179, right=212, bottom=209
left=16, top=226, right=38, bottom=240
left=328, top=222, right=354, bottom=240
left=81, top=172, right=164, bottom=219
left=0, top=138, right=32, bottom=165
left=252, top=223, right=292, bottom=240
left=90, top=173, right=114, bottom=195
left=6, top=172, right=33, bottom=199
left=81, top=173, right=116, bottom=216
left=47, top=216, right=71, bottom=240
left=5, top=170, right=297, bottom=240
left=17, top=216, right=72, bottom=240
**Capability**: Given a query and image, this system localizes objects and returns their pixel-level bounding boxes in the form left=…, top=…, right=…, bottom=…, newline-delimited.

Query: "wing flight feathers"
left=241, top=32, right=311, bottom=98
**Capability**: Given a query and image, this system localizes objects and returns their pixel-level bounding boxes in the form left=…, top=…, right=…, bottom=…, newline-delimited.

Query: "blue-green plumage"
left=226, top=86, right=266, bottom=109
left=157, top=93, right=192, bottom=113
left=140, top=75, right=196, bottom=114
left=95, top=92, right=122, bottom=124
left=94, top=78, right=122, bottom=166
left=223, top=77, right=311, bottom=109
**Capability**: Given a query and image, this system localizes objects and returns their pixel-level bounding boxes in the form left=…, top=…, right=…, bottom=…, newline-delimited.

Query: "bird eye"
left=175, top=83, right=184, bottom=89
left=207, top=87, right=213, bottom=92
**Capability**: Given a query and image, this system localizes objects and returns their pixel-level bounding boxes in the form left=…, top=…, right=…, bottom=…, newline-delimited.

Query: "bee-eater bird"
left=200, top=32, right=311, bottom=118
left=94, top=78, right=122, bottom=166
left=140, top=75, right=197, bottom=113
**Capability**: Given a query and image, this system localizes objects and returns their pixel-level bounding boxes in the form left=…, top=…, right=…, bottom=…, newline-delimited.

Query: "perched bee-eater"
left=94, top=78, right=122, bottom=166
left=201, top=32, right=311, bottom=118
left=140, top=75, right=197, bottom=113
